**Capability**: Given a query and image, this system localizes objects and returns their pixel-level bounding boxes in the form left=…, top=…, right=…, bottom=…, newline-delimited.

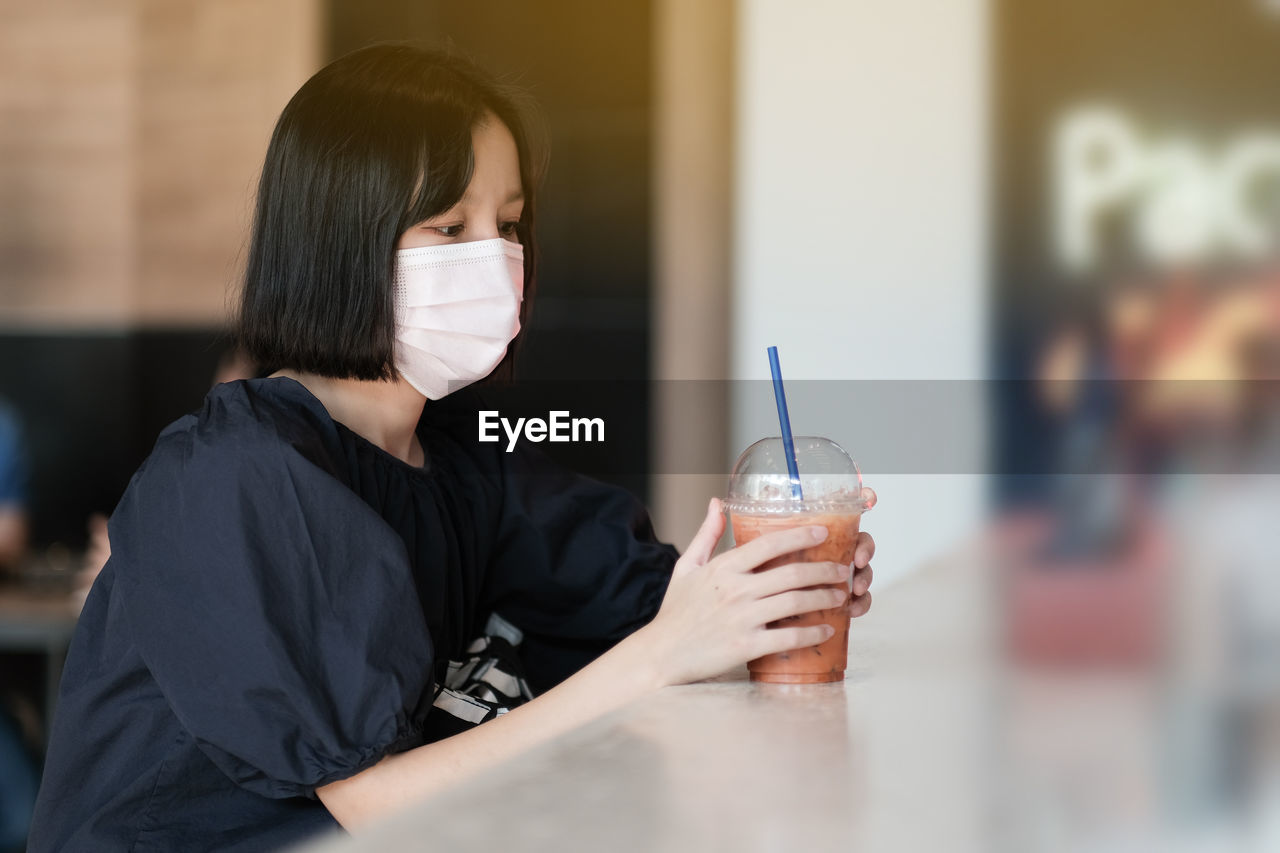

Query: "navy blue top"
left=29, top=377, right=676, bottom=852
left=0, top=399, right=29, bottom=507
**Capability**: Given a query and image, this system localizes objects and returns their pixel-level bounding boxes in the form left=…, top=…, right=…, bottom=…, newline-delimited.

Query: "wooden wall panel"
left=0, top=0, right=136, bottom=326
left=136, top=0, right=320, bottom=324
left=0, top=0, right=320, bottom=329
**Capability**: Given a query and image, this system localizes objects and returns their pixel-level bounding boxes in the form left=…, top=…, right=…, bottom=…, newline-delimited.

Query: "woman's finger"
left=847, top=590, right=873, bottom=618
left=680, top=498, right=725, bottom=569
left=720, top=524, right=829, bottom=574
left=752, top=587, right=847, bottom=627
left=852, top=564, right=873, bottom=596
left=747, top=561, right=849, bottom=599
left=753, top=623, right=834, bottom=659
left=853, top=531, right=875, bottom=568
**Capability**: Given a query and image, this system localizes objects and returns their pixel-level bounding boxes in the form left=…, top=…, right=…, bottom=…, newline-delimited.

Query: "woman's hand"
left=637, top=498, right=876, bottom=687
left=849, top=526, right=875, bottom=620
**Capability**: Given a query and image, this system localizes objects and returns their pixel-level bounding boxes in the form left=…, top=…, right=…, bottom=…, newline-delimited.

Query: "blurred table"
left=0, top=576, right=81, bottom=746
left=299, top=535, right=1272, bottom=852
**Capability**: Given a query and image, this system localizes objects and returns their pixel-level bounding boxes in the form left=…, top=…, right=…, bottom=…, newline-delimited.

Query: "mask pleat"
left=391, top=238, right=523, bottom=400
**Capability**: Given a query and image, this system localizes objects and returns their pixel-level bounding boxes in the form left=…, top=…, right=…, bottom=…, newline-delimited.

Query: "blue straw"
left=767, top=346, right=804, bottom=500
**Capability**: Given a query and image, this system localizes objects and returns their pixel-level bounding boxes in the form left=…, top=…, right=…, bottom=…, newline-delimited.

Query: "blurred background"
left=2, top=0, right=1278, bottom=850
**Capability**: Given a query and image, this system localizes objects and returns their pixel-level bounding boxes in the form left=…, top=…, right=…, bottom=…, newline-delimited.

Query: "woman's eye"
left=499, top=221, right=520, bottom=237
left=432, top=224, right=464, bottom=238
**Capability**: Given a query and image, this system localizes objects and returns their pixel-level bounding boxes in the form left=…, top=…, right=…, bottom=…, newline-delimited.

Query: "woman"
left=29, top=45, right=875, bottom=851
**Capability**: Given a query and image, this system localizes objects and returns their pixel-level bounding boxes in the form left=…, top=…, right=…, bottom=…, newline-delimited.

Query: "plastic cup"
left=724, top=436, right=874, bottom=684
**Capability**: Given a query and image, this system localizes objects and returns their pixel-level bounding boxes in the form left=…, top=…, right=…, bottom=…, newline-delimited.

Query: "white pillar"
left=733, top=0, right=991, bottom=583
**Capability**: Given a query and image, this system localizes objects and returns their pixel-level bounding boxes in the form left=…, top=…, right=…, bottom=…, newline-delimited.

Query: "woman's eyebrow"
left=458, top=188, right=524, bottom=205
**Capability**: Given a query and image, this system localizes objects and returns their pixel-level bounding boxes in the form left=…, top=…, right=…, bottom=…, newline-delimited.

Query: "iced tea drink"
left=724, top=435, right=871, bottom=683
left=730, top=510, right=863, bottom=683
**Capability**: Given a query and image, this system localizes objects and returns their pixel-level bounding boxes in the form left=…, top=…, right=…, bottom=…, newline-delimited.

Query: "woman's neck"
left=273, top=370, right=427, bottom=467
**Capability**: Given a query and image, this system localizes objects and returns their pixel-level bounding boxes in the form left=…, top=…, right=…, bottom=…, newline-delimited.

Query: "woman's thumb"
left=682, top=497, right=725, bottom=568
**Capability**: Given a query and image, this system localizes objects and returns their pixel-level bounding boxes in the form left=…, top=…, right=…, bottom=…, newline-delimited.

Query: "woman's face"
left=398, top=115, right=524, bottom=249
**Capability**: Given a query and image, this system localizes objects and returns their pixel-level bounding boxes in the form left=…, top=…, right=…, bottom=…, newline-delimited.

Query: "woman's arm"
left=318, top=498, right=876, bottom=827
left=317, top=618, right=665, bottom=826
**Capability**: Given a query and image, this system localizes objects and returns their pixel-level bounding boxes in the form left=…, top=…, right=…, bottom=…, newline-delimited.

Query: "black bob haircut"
left=237, top=44, right=546, bottom=382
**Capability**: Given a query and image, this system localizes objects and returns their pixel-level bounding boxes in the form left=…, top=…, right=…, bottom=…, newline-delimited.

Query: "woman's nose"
left=464, top=220, right=501, bottom=242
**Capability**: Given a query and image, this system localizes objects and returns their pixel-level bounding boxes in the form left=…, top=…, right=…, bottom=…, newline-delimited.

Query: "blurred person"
left=0, top=399, right=29, bottom=571
left=0, top=705, right=39, bottom=853
left=1034, top=295, right=1133, bottom=558
left=0, top=400, right=36, bottom=852
left=28, top=45, right=877, bottom=851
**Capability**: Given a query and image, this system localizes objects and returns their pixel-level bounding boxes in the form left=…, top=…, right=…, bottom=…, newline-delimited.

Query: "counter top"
left=300, top=535, right=1257, bottom=851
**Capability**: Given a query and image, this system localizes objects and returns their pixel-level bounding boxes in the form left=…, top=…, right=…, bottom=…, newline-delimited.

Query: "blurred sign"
left=1054, top=105, right=1280, bottom=273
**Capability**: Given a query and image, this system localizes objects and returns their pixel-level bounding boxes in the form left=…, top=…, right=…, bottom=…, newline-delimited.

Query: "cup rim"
left=721, top=497, right=871, bottom=515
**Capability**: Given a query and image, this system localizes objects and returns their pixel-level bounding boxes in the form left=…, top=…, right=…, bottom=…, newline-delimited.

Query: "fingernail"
left=810, top=525, right=828, bottom=541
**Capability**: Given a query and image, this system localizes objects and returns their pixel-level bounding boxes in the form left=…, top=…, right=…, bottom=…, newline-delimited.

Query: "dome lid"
left=724, top=435, right=874, bottom=514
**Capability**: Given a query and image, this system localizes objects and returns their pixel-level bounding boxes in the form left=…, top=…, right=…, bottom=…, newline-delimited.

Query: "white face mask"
left=392, top=237, right=524, bottom=400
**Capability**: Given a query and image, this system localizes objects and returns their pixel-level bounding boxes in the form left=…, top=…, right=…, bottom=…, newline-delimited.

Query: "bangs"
left=397, top=102, right=479, bottom=232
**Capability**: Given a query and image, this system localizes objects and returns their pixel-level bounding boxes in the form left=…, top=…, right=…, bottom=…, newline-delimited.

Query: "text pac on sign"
left=1054, top=105, right=1280, bottom=274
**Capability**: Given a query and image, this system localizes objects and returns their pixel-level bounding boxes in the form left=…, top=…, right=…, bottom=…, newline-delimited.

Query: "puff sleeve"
left=108, top=422, right=436, bottom=799
left=480, top=444, right=678, bottom=691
